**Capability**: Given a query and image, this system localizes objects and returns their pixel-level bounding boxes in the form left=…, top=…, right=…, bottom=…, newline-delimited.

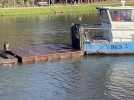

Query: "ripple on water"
left=0, top=56, right=134, bottom=100
left=105, top=60, right=134, bottom=100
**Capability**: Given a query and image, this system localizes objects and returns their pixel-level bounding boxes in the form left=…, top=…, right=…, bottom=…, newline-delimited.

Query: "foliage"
left=0, top=0, right=34, bottom=7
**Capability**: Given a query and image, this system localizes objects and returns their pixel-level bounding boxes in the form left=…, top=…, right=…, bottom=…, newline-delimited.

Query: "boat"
left=71, top=0, right=134, bottom=55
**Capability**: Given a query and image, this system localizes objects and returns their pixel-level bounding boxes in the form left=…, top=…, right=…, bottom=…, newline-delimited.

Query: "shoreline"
left=0, top=4, right=96, bottom=16
left=0, top=3, right=133, bottom=16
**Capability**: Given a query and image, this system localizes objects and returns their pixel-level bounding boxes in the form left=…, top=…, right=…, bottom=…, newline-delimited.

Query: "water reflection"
left=0, top=14, right=97, bottom=48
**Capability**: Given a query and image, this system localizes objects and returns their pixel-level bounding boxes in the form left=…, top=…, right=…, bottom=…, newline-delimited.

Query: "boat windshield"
left=110, top=9, right=134, bottom=22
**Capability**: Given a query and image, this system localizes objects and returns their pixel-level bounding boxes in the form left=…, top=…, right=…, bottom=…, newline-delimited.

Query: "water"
left=0, top=15, right=134, bottom=100
left=0, top=15, right=96, bottom=48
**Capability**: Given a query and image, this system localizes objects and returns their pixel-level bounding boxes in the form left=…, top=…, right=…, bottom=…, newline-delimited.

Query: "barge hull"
left=84, top=42, right=134, bottom=54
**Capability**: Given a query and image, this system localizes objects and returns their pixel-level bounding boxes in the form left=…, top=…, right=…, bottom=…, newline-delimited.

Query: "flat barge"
left=0, top=44, right=83, bottom=65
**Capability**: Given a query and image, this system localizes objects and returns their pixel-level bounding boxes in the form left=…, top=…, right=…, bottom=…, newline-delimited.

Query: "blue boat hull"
left=84, top=42, right=134, bottom=54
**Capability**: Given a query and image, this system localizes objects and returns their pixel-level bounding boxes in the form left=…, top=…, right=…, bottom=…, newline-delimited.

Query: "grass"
left=0, top=4, right=97, bottom=16
left=0, top=3, right=133, bottom=16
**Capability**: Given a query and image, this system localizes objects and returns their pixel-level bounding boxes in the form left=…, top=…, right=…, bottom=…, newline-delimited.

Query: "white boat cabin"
left=96, top=6, right=134, bottom=42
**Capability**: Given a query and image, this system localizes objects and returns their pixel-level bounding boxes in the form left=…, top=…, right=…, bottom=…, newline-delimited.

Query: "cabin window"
left=100, top=9, right=109, bottom=23
left=110, top=9, right=134, bottom=22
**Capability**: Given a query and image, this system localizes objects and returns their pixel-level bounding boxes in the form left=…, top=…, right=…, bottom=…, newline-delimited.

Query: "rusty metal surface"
left=0, top=44, right=83, bottom=65
left=11, top=44, right=72, bottom=57
left=10, top=44, right=83, bottom=64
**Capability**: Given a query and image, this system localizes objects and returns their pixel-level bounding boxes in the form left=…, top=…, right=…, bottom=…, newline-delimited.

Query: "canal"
left=0, top=15, right=134, bottom=100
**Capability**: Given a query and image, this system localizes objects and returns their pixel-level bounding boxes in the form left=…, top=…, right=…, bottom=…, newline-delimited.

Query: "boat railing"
left=80, top=27, right=134, bottom=31
left=112, top=37, right=133, bottom=42
left=79, top=26, right=134, bottom=50
left=79, top=26, right=111, bottom=51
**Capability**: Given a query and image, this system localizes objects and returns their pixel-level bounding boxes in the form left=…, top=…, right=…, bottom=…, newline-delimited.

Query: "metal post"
left=80, top=26, right=84, bottom=51
left=66, top=0, right=68, bottom=4
left=87, top=0, right=89, bottom=3
left=13, top=0, right=16, bottom=7
left=48, top=0, right=50, bottom=5
left=3, top=43, right=10, bottom=51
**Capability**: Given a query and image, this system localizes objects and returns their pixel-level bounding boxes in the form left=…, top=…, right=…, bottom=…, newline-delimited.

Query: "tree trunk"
left=32, top=0, right=35, bottom=6
left=13, top=0, right=16, bottom=7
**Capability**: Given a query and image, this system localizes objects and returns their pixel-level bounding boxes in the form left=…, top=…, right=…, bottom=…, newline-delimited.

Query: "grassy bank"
left=0, top=3, right=134, bottom=16
left=0, top=4, right=97, bottom=16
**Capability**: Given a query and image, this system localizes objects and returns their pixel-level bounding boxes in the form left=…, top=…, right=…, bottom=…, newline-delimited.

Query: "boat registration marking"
left=109, top=43, right=128, bottom=49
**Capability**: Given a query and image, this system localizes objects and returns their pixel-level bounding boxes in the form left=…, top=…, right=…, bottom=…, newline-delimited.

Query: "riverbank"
left=0, top=4, right=98, bottom=16
left=0, top=3, right=133, bottom=16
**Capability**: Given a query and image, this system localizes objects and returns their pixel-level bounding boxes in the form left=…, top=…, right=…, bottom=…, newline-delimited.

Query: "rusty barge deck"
left=0, top=44, right=83, bottom=65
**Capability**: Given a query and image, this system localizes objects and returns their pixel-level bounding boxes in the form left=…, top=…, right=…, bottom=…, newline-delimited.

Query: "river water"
left=0, top=15, right=134, bottom=100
